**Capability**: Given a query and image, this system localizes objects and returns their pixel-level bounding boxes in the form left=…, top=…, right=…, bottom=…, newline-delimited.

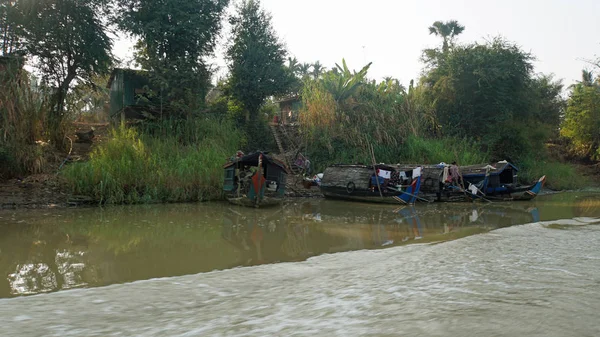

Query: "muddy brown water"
left=1, top=192, right=599, bottom=336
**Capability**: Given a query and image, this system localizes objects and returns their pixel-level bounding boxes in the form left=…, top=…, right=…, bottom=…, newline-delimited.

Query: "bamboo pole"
left=369, top=143, right=383, bottom=198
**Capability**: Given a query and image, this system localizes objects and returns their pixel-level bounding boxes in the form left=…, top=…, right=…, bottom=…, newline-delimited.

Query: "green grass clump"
left=519, top=157, right=588, bottom=191
left=62, top=118, right=241, bottom=204
left=398, top=136, right=489, bottom=165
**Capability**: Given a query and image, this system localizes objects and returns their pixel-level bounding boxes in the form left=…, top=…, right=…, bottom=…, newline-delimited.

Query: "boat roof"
left=224, top=151, right=288, bottom=172
left=461, top=161, right=518, bottom=177
left=327, top=161, right=518, bottom=176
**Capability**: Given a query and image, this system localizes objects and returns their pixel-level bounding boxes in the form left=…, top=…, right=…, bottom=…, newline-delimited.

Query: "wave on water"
left=1, top=218, right=600, bottom=337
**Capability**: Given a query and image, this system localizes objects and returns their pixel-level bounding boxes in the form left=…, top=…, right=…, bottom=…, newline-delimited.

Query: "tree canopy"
left=115, top=0, right=229, bottom=114
left=226, top=0, right=292, bottom=121
left=12, top=0, right=113, bottom=146
left=561, top=69, right=600, bottom=160
left=428, top=20, right=465, bottom=53
left=420, top=36, right=566, bottom=159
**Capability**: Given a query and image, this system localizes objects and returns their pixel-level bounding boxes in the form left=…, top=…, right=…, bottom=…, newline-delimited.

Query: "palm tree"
left=428, top=20, right=465, bottom=53
left=581, top=69, right=594, bottom=87
left=287, top=56, right=299, bottom=74
left=298, top=62, right=312, bottom=78
left=311, top=61, right=325, bottom=79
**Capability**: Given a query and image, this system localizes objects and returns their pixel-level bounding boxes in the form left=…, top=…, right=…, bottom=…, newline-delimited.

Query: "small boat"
left=223, top=151, right=288, bottom=208
left=320, top=164, right=423, bottom=204
left=457, top=162, right=546, bottom=201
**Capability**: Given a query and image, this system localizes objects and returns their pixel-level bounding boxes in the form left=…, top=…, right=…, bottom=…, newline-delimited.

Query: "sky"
left=113, top=0, right=600, bottom=88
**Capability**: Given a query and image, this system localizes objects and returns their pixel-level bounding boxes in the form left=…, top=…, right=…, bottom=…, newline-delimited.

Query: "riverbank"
left=2, top=170, right=598, bottom=209
left=0, top=173, right=323, bottom=209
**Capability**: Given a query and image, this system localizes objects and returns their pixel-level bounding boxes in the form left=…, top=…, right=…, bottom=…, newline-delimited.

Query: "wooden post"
left=369, top=143, right=383, bottom=198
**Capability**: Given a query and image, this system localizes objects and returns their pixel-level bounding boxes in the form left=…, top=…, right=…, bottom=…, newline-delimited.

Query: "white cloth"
left=378, top=169, right=391, bottom=179
left=442, top=166, right=449, bottom=182
left=469, top=184, right=478, bottom=195
left=412, top=167, right=422, bottom=178
left=469, top=210, right=479, bottom=222
left=399, top=172, right=407, bottom=180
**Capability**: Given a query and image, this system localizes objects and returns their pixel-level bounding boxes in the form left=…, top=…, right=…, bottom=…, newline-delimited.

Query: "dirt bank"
left=0, top=174, right=69, bottom=209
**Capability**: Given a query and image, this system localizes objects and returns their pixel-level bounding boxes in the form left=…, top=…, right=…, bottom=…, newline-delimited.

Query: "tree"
left=0, top=0, right=21, bottom=55
left=116, top=0, right=229, bottom=114
left=226, top=0, right=292, bottom=122
left=287, top=56, right=299, bottom=74
left=13, top=0, right=113, bottom=147
left=561, top=71, right=600, bottom=160
left=321, top=59, right=371, bottom=104
left=298, top=62, right=311, bottom=78
left=428, top=20, right=465, bottom=53
left=311, top=61, right=325, bottom=79
left=420, top=37, right=566, bottom=160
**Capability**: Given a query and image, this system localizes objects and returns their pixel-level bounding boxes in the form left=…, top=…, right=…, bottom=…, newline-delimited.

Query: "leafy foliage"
left=421, top=37, right=564, bottom=160
left=0, top=1, right=21, bottom=55
left=561, top=71, right=600, bottom=160
left=12, top=0, right=113, bottom=147
left=226, top=0, right=292, bottom=120
left=428, top=20, right=465, bottom=53
left=115, top=0, right=229, bottom=114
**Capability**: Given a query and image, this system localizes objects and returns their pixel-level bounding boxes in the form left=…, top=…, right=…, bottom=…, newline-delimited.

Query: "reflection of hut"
left=275, top=95, right=301, bottom=125
left=107, top=68, right=164, bottom=122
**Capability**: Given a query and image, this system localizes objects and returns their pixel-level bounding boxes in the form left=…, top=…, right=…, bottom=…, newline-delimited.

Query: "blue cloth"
left=371, top=175, right=385, bottom=186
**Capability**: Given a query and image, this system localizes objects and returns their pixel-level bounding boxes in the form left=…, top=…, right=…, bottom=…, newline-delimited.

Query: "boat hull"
left=321, top=191, right=416, bottom=204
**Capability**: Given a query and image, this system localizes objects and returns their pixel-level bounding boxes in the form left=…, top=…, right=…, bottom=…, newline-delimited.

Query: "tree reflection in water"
left=2, top=192, right=590, bottom=298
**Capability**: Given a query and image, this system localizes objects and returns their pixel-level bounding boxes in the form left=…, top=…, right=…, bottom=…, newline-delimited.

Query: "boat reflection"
left=1, top=193, right=591, bottom=298
left=220, top=201, right=543, bottom=265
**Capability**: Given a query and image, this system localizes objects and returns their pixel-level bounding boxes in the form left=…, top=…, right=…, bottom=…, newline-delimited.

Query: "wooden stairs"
left=269, top=123, right=304, bottom=175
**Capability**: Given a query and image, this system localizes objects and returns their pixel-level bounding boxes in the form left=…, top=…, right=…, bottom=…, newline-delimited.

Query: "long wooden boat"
left=402, top=161, right=545, bottom=202
left=321, top=161, right=545, bottom=203
left=223, top=151, right=288, bottom=208
left=320, top=164, right=423, bottom=204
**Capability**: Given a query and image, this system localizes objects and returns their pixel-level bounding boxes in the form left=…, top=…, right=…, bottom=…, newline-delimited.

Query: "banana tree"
left=321, top=58, right=372, bottom=103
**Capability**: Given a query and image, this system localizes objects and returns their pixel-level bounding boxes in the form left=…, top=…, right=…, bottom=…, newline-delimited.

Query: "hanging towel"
left=412, top=167, right=422, bottom=178
left=442, top=166, right=449, bottom=182
left=378, top=169, right=391, bottom=179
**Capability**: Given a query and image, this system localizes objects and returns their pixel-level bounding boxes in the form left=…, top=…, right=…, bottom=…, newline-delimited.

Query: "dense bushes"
left=62, top=118, right=241, bottom=204
left=561, top=77, right=600, bottom=161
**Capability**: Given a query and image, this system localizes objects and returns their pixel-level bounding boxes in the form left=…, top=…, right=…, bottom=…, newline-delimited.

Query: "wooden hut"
left=107, top=68, right=164, bottom=122
left=275, top=95, right=302, bottom=125
left=223, top=152, right=289, bottom=208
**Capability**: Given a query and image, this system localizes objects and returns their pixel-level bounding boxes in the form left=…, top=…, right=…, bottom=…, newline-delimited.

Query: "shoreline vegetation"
left=1, top=2, right=599, bottom=207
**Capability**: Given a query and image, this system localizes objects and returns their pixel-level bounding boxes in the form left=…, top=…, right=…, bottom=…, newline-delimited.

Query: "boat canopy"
left=223, top=151, right=288, bottom=172
left=461, top=161, right=518, bottom=178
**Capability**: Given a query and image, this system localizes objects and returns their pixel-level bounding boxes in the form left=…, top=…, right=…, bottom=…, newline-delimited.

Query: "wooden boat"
left=320, top=164, right=423, bottom=204
left=223, top=152, right=288, bottom=208
left=392, top=161, right=546, bottom=202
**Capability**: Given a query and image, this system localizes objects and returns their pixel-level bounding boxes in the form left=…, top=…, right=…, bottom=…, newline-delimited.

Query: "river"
left=1, top=192, right=599, bottom=336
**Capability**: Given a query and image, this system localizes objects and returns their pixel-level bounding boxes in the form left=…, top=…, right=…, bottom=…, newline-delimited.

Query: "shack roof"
left=224, top=151, right=288, bottom=172
left=106, top=68, right=150, bottom=89
left=275, top=95, right=300, bottom=104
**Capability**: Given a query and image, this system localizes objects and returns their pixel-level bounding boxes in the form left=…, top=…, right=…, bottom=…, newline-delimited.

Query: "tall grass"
left=0, top=62, right=50, bottom=179
left=398, top=136, right=489, bottom=165
left=305, top=134, right=489, bottom=173
left=62, top=118, right=242, bottom=204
